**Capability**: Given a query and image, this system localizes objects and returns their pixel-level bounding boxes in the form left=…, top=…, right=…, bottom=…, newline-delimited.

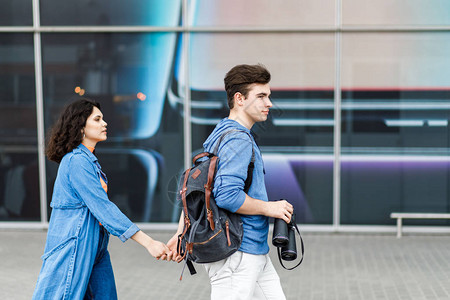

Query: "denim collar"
left=76, top=143, right=98, bottom=164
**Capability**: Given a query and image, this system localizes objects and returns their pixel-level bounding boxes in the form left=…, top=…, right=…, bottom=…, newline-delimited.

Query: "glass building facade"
left=1, top=0, right=450, bottom=230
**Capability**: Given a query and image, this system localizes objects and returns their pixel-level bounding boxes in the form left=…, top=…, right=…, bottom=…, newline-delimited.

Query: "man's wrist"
left=260, top=200, right=269, bottom=216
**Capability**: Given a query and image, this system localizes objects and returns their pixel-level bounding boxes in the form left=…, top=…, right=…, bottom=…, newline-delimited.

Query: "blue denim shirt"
left=203, top=118, right=270, bottom=255
left=33, top=144, right=139, bottom=299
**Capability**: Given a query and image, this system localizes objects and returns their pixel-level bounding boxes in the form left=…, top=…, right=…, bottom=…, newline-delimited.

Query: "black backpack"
left=176, top=129, right=255, bottom=279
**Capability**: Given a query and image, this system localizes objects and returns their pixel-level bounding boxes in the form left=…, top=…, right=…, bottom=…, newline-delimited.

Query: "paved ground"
left=1, top=230, right=450, bottom=300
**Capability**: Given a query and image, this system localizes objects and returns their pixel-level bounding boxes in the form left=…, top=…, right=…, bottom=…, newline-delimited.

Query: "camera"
left=272, top=214, right=297, bottom=261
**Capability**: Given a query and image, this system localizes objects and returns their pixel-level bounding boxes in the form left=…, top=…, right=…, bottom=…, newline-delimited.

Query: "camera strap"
left=277, top=222, right=304, bottom=270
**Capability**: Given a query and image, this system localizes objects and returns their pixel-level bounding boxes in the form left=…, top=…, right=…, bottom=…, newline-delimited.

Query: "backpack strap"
left=244, top=156, right=254, bottom=194
left=192, top=152, right=214, bottom=165
left=177, top=166, right=193, bottom=263
left=205, top=156, right=219, bottom=231
left=212, top=129, right=256, bottom=193
left=179, top=167, right=191, bottom=233
left=277, top=222, right=305, bottom=270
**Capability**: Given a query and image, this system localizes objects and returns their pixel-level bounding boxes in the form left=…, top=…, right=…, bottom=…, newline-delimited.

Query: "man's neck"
left=228, top=111, right=254, bottom=130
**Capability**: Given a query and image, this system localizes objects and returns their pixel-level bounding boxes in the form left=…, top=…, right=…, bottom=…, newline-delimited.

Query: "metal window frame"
left=1, top=2, right=450, bottom=232
left=333, top=0, right=342, bottom=231
left=32, top=0, right=48, bottom=227
left=3, top=25, right=450, bottom=33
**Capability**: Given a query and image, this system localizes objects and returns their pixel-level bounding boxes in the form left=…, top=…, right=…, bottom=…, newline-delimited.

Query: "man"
left=168, top=64, right=293, bottom=300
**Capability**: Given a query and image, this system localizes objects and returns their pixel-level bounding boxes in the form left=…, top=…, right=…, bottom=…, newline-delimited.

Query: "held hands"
left=131, top=230, right=173, bottom=261
left=265, top=199, right=294, bottom=224
left=146, top=239, right=172, bottom=261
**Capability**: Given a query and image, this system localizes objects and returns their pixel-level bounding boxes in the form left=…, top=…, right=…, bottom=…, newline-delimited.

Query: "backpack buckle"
left=184, top=215, right=191, bottom=227
left=186, top=242, right=194, bottom=254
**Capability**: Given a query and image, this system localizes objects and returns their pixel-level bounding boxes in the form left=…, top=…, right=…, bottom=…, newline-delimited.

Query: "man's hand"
left=166, top=233, right=183, bottom=262
left=264, top=199, right=293, bottom=223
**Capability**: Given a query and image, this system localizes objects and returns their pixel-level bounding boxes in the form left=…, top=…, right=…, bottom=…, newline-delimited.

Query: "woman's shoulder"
left=61, top=147, right=91, bottom=167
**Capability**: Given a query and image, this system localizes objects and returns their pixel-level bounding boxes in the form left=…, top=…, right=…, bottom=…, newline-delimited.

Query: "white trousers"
left=203, top=251, right=286, bottom=300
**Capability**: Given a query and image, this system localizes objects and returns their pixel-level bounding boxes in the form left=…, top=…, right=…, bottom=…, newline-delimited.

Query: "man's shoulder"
left=217, top=131, right=254, bottom=154
left=220, top=129, right=253, bottom=144
left=214, top=131, right=256, bottom=163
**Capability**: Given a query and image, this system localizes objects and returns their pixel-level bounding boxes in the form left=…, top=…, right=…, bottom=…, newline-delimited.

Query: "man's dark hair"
left=224, top=64, right=271, bottom=109
left=46, top=98, right=101, bottom=163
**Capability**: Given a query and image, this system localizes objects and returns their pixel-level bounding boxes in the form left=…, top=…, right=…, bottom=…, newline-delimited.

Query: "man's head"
left=224, top=64, right=271, bottom=109
left=225, top=64, right=273, bottom=128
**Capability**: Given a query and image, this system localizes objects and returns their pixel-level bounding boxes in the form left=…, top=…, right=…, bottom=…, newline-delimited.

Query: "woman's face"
left=82, top=106, right=107, bottom=147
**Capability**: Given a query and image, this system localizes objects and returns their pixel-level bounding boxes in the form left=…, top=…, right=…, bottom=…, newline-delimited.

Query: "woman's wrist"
left=132, top=230, right=153, bottom=249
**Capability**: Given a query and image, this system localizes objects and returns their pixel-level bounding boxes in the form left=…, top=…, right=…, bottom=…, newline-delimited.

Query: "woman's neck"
left=82, top=142, right=95, bottom=153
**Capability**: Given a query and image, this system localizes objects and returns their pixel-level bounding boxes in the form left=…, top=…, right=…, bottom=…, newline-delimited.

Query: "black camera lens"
left=272, top=218, right=289, bottom=247
left=281, top=226, right=297, bottom=261
left=281, top=249, right=297, bottom=261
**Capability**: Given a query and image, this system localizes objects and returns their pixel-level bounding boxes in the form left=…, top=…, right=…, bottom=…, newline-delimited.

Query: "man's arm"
left=236, top=195, right=294, bottom=224
left=214, top=133, right=294, bottom=222
left=166, top=211, right=184, bottom=261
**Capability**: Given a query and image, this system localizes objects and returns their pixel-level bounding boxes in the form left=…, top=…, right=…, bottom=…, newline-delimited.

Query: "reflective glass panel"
left=0, top=34, right=36, bottom=144
left=343, top=0, right=450, bottom=26
left=0, top=151, right=40, bottom=221
left=177, top=33, right=335, bottom=224
left=341, top=32, right=450, bottom=225
left=40, top=0, right=181, bottom=26
left=189, top=0, right=335, bottom=27
left=42, top=33, right=184, bottom=222
left=0, top=34, right=39, bottom=221
left=0, top=0, right=33, bottom=26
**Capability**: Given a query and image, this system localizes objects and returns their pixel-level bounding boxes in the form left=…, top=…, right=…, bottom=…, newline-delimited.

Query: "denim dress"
left=32, top=144, right=140, bottom=299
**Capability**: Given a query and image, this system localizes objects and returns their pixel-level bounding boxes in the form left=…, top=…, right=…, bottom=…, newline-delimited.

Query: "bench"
left=390, top=213, right=450, bottom=238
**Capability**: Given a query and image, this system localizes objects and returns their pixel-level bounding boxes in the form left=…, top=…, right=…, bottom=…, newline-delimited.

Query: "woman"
left=32, top=98, right=171, bottom=299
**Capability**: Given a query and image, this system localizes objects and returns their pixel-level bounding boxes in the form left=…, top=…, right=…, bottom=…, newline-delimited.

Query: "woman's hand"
left=147, top=239, right=172, bottom=261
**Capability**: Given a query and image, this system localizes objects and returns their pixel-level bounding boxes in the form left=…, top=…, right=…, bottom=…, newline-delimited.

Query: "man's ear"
left=234, top=92, right=244, bottom=106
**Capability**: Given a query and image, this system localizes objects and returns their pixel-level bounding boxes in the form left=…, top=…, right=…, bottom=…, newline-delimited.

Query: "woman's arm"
left=70, top=154, right=139, bottom=241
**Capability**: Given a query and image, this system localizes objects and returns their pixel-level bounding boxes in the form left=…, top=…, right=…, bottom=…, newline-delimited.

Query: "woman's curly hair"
left=46, top=98, right=101, bottom=163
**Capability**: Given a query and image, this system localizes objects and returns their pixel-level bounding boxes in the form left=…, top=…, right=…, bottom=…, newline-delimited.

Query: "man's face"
left=241, top=83, right=272, bottom=124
